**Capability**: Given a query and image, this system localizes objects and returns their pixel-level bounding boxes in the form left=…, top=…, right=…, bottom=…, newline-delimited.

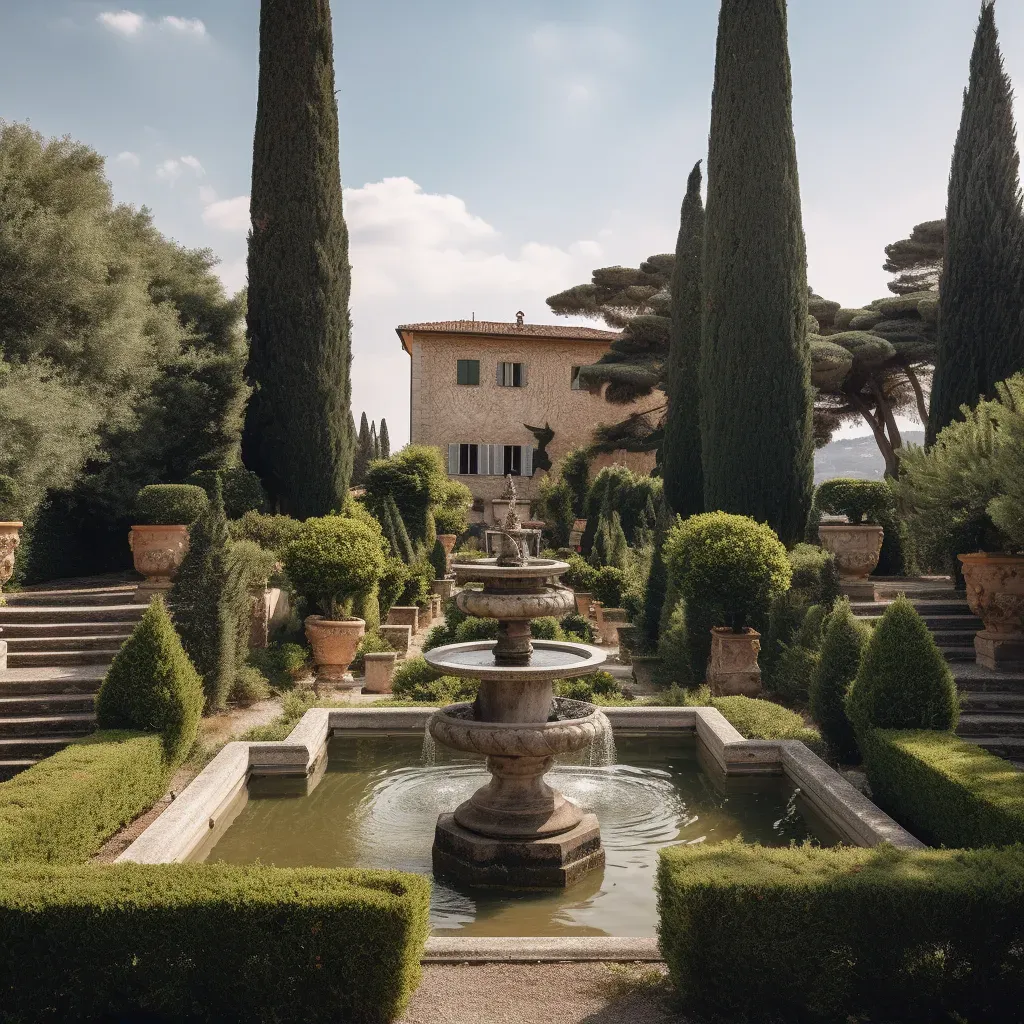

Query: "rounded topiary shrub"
left=787, top=544, right=841, bottom=608
left=592, top=566, right=627, bottom=608
left=665, top=512, right=791, bottom=679
left=563, top=554, right=598, bottom=593
left=530, top=617, right=565, bottom=641
left=228, top=511, right=303, bottom=556
left=96, top=597, right=204, bottom=764
left=845, top=595, right=959, bottom=735
left=810, top=598, right=870, bottom=762
left=285, top=515, right=386, bottom=619
left=813, top=479, right=893, bottom=525
left=453, top=617, right=499, bottom=643
left=560, top=613, right=596, bottom=643
left=134, top=484, right=209, bottom=526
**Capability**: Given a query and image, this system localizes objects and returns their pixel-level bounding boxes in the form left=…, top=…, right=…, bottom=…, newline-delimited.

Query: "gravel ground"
left=398, top=963, right=682, bottom=1024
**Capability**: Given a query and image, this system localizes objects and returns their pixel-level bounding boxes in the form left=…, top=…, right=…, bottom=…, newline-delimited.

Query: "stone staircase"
left=852, top=578, right=1024, bottom=766
left=0, top=577, right=141, bottom=780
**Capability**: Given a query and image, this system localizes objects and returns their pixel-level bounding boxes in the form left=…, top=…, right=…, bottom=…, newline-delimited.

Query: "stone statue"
left=496, top=475, right=529, bottom=566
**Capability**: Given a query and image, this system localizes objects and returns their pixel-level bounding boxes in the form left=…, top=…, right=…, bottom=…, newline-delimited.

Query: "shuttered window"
left=496, top=362, right=526, bottom=387
left=457, top=359, right=480, bottom=385
left=571, top=366, right=583, bottom=390
left=447, top=444, right=535, bottom=476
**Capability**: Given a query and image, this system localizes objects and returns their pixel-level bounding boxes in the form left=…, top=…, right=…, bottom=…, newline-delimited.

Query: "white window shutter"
left=478, top=443, right=488, bottom=476
left=496, top=362, right=503, bottom=386
left=523, top=445, right=534, bottom=477
left=520, top=363, right=528, bottom=387
left=492, top=444, right=502, bottom=476
left=448, top=444, right=459, bottom=475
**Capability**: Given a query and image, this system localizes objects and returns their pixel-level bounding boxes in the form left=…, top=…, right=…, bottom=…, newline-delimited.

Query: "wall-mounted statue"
left=524, top=422, right=555, bottom=473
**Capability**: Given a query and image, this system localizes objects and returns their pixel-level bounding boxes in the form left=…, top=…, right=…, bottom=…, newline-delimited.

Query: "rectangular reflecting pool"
left=206, top=732, right=835, bottom=937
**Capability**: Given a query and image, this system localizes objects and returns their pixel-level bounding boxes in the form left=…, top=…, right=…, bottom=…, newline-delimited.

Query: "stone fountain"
left=425, top=478, right=609, bottom=888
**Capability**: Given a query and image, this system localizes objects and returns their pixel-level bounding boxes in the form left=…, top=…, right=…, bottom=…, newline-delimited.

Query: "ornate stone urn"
left=574, top=591, right=593, bottom=617
left=818, top=523, right=884, bottom=600
left=0, top=522, right=22, bottom=596
left=437, top=534, right=458, bottom=577
left=129, top=525, right=190, bottom=604
left=958, top=553, right=1024, bottom=669
left=707, top=627, right=762, bottom=697
left=304, top=615, right=365, bottom=689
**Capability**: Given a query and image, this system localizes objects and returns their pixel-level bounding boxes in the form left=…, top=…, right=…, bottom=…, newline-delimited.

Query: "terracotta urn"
left=574, top=591, right=593, bottom=617
left=437, top=534, right=458, bottom=576
left=818, top=523, right=884, bottom=580
left=129, top=524, right=190, bottom=603
left=958, top=553, right=1024, bottom=669
left=305, top=615, right=365, bottom=688
left=707, top=627, right=762, bottom=697
left=0, top=522, right=23, bottom=595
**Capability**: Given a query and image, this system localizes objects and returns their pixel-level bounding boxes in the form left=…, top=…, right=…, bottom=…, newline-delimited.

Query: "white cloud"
left=160, top=16, right=206, bottom=36
left=180, top=155, right=204, bottom=175
left=114, top=151, right=140, bottom=167
left=203, top=195, right=250, bottom=232
left=97, top=10, right=144, bottom=36
left=198, top=185, right=218, bottom=205
left=155, top=155, right=204, bottom=184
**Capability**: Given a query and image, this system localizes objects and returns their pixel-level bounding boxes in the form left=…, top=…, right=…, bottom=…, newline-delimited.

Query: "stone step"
left=0, top=759, right=37, bottom=782
left=0, top=621, right=136, bottom=639
left=971, top=736, right=1024, bottom=761
left=6, top=649, right=120, bottom=668
left=960, top=691, right=1024, bottom=714
left=939, top=646, right=976, bottom=663
left=953, top=663, right=1024, bottom=692
left=4, top=587, right=138, bottom=607
left=957, top=713, right=1024, bottom=738
left=856, top=613, right=982, bottom=633
left=851, top=601, right=973, bottom=618
left=0, top=605, right=144, bottom=625
left=0, top=693, right=96, bottom=716
left=3, top=634, right=130, bottom=653
left=0, top=735, right=81, bottom=759
left=0, top=667, right=106, bottom=696
left=0, top=712, right=96, bottom=738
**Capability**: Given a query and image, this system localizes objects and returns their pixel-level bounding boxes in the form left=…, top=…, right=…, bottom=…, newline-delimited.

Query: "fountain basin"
left=424, top=640, right=606, bottom=683
left=456, top=584, right=574, bottom=623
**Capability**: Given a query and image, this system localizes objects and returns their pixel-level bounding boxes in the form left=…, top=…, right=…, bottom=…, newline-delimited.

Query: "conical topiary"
left=96, top=596, right=204, bottom=765
left=810, top=598, right=869, bottom=761
left=845, top=595, right=959, bottom=735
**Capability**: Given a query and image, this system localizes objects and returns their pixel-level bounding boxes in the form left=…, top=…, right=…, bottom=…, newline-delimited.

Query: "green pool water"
left=206, top=732, right=831, bottom=937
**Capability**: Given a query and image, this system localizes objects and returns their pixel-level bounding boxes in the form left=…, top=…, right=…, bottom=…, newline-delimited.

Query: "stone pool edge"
left=116, top=705, right=924, bottom=960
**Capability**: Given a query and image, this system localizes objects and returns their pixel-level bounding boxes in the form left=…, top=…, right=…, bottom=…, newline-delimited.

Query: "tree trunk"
left=848, top=392, right=899, bottom=478
left=905, top=365, right=929, bottom=429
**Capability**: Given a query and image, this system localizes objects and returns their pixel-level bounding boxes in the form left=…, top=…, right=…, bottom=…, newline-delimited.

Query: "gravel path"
left=398, top=964, right=682, bottom=1024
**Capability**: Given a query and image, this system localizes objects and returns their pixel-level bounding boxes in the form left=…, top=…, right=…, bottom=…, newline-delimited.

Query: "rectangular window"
left=497, top=361, right=526, bottom=387
left=503, top=445, right=523, bottom=476
left=457, top=359, right=480, bottom=386
left=571, top=366, right=582, bottom=390
left=459, top=443, right=479, bottom=475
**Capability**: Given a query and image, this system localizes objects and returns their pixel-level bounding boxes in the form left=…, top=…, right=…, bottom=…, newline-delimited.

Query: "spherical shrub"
left=134, top=484, right=209, bottom=526
left=810, top=598, right=869, bottom=762
left=592, top=566, right=627, bottom=608
left=229, top=511, right=303, bottom=556
left=560, top=613, right=596, bottom=643
left=845, top=595, right=959, bottom=735
left=665, top=512, right=791, bottom=678
left=96, top=597, right=203, bottom=765
left=530, top=617, right=565, bottom=641
left=285, top=515, right=386, bottom=619
left=563, top=553, right=598, bottom=593
left=814, top=479, right=893, bottom=525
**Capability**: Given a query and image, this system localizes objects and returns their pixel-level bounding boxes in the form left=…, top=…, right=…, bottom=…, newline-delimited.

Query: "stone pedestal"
left=840, top=580, right=877, bottom=602
left=707, top=627, right=762, bottom=697
left=0, top=522, right=22, bottom=597
left=432, top=578, right=456, bottom=601
left=433, top=812, right=605, bottom=888
left=431, top=594, right=443, bottom=622
left=363, top=651, right=398, bottom=694
left=594, top=605, right=628, bottom=646
left=975, top=631, right=1024, bottom=670
left=379, top=624, right=412, bottom=658
left=135, top=579, right=173, bottom=606
left=387, top=606, right=419, bottom=633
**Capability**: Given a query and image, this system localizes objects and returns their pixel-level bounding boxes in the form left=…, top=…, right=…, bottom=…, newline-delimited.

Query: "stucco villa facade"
left=397, top=316, right=659, bottom=523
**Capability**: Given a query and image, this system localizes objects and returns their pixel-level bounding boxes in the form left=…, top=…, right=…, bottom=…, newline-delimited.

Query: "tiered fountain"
left=425, top=478, right=609, bottom=888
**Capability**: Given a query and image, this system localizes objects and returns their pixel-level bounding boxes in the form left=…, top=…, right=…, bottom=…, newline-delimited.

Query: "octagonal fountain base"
left=433, top=812, right=605, bottom=889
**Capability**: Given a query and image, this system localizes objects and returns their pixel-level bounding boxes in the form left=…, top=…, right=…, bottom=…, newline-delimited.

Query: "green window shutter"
left=457, top=360, right=480, bottom=385
left=469, top=360, right=479, bottom=385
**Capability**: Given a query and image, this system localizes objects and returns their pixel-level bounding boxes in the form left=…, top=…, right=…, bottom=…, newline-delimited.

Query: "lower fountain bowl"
left=429, top=698, right=609, bottom=759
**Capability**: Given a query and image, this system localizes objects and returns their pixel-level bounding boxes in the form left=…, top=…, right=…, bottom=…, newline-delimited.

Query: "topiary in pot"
left=665, top=512, right=791, bottom=679
left=845, top=595, right=959, bottom=735
left=810, top=598, right=869, bottom=762
left=592, top=566, right=627, bottom=609
left=130, top=485, right=210, bottom=602
left=814, top=479, right=891, bottom=581
left=96, top=596, right=204, bottom=765
left=285, top=515, right=386, bottom=686
left=134, top=484, right=210, bottom=527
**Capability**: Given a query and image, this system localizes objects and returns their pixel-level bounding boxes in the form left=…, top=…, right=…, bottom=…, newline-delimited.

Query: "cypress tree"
left=927, top=1, right=1024, bottom=446
left=352, top=412, right=372, bottom=485
left=379, top=418, right=391, bottom=458
left=663, top=161, right=705, bottom=519
left=370, top=420, right=380, bottom=461
left=700, top=0, right=814, bottom=546
left=243, top=0, right=355, bottom=518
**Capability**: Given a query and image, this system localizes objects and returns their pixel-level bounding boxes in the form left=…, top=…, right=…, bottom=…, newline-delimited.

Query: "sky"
left=2, top=0, right=1022, bottom=447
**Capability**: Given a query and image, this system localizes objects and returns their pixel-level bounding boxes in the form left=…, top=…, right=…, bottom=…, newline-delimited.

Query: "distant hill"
left=814, top=432, right=924, bottom=483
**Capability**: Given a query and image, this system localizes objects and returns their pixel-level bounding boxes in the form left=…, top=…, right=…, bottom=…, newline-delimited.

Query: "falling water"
left=587, top=710, right=617, bottom=767
left=421, top=711, right=437, bottom=766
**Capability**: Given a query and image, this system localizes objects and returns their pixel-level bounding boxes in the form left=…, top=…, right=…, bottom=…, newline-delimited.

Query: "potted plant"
left=0, top=520, right=22, bottom=597
left=563, top=554, right=598, bottom=617
left=814, top=479, right=888, bottom=592
left=130, top=484, right=210, bottom=603
left=285, top=515, right=386, bottom=687
left=433, top=485, right=471, bottom=576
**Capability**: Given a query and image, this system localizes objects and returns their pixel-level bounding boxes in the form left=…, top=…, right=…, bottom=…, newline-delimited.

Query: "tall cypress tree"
left=927, top=1, right=1024, bottom=446
left=370, top=420, right=380, bottom=461
left=379, top=418, right=391, bottom=458
left=663, top=161, right=706, bottom=519
left=352, top=412, right=372, bottom=485
left=243, top=0, right=355, bottom=517
left=700, top=0, right=813, bottom=546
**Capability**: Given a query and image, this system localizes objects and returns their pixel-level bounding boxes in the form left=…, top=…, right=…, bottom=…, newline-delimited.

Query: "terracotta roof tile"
left=396, top=320, right=620, bottom=342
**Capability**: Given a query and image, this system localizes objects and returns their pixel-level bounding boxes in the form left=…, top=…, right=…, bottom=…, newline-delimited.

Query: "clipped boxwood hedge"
left=134, top=483, right=210, bottom=526
left=0, top=732, right=171, bottom=864
left=861, top=729, right=1024, bottom=848
left=0, top=862, right=430, bottom=1024
left=658, top=842, right=1024, bottom=1023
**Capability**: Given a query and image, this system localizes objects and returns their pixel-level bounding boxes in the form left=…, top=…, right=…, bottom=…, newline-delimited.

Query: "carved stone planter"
left=363, top=651, right=398, bottom=694
left=0, top=521, right=22, bottom=597
left=432, top=578, right=456, bottom=601
left=959, top=552, right=1024, bottom=669
left=707, top=627, right=762, bottom=697
left=574, top=591, right=593, bottom=617
left=129, top=524, right=190, bottom=605
left=304, top=615, right=365, bottom=689
left=387, top=606, right=420, bottom=633
left=818, top=523, right=884, bottom=601
left=437, top=534, right=458, bottom=577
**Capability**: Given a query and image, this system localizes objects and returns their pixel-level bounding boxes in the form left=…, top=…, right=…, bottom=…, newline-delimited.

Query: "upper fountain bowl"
left=424, top=640, right=606, bottom=682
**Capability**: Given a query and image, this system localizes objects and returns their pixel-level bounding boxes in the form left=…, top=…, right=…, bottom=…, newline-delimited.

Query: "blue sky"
left=3, top=0, right=1022, bottom=444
